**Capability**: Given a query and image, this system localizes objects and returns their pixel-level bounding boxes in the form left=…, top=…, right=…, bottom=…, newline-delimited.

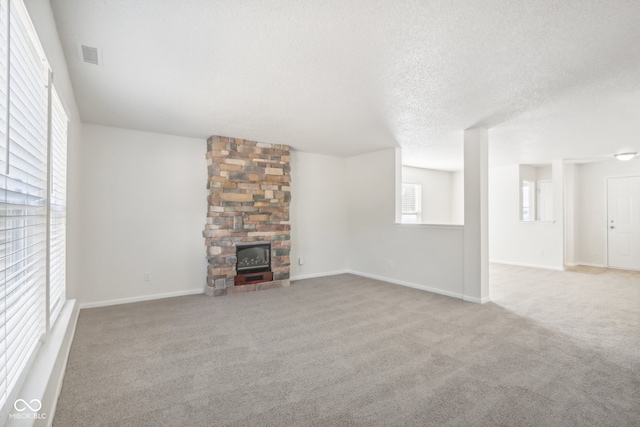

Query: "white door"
left=537, top=180, right=553, bottom=221
left=608, top=176, right=640, bottom=270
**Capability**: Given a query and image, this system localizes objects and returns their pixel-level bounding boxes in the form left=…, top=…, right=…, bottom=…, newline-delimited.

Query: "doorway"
left=607, top=176, right=640, bottom=271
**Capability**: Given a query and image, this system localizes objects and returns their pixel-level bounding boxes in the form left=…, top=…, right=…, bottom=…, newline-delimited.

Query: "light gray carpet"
left=54, top=265, right=640, bottom=426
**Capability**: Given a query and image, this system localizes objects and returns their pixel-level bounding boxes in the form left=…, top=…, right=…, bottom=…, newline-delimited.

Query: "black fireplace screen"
left=236, top=243, right=271, bottom=274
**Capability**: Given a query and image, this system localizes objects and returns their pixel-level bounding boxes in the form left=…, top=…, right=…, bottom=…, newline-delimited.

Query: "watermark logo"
left=14, top=399, right=42, bottom=412
left=9, top=398, right=46, bottom=420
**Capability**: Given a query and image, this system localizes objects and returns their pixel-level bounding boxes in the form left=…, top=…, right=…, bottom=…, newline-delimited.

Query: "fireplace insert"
left=236, top=243, right=271, bottom=274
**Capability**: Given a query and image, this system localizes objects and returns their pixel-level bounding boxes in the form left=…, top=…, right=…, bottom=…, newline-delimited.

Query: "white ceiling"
left=50, top=0, right=640, bottom=170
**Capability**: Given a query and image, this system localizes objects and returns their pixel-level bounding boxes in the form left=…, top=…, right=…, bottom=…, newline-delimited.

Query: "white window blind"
left=1, top=0, right=49, bottom=408
left=0, top=0, right=7, bottom=404
left=0, top=0, right=67, bottom=414
left=0, top=0, right=7, bottom=174
left=48, top=87, right=67, bottom=325
left=401, top=183, right=421, bottom=224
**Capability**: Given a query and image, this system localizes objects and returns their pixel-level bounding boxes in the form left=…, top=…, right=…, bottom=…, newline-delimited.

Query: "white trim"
left=605, top=177, right=609, bottom=267
left=570, top=263, right=639, bottom=272
left=394, top=223, right=464, bottom=230
left=518, top=220, right=556, bottom=224
left=4, top=300, right=79, bottom=427
left=290, top=270, right=349, bottom=281
left=463, top=295, right=491, bottom=304
left=609, top=266, right=640, bottom=272
left=294, top=270, right=491, bottom=304
left=574, top=262, right=607, bottom=268
left=490, top=260, right=564, bottom=271
left=79, top=288, right=204, bottom=309
left=347, top=269, right=476, bottom=301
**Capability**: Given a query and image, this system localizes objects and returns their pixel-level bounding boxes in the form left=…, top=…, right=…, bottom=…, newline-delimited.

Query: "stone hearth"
left=203, top=136, right=291, bottom=296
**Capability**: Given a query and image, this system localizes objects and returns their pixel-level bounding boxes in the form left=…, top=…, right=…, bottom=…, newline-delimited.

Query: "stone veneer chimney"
left=203, top=136, right=291, bottom=296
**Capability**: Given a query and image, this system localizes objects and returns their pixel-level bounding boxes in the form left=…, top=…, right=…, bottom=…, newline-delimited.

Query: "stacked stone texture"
left=203, top=136, right=291, bottom=296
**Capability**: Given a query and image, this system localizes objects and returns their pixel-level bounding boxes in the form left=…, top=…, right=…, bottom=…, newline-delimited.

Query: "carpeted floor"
left=54, top=265, right=640, bottom=426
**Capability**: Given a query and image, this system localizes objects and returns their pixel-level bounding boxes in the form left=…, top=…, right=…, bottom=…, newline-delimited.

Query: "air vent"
left=81, top=45, right=99, bottom=65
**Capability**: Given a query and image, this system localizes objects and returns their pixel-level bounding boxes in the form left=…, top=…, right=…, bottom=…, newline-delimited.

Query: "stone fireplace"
left=203, top=136, right=291, bottom=296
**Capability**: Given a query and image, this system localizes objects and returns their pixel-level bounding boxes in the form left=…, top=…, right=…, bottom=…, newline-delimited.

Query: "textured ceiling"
left=50, top=0, right=640, bottom=170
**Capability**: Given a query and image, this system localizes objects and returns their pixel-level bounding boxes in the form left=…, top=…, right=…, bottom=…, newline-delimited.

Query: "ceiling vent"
left=81, top=45, right=99, bottom=65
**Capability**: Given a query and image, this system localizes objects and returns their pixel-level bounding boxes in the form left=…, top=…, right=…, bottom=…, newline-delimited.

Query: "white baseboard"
left=346, top=269, right=477, bottom=301
left=463, top=295, right=491, bottom=304
left=5, top=300, right=79, bottom=427
left=490, top=260, right=564, bottom=271
left=290, top=269, right=349, bottom=281
left=80, top=288, right=204, bottom=309
left=573, top=262, right=607, bottom=268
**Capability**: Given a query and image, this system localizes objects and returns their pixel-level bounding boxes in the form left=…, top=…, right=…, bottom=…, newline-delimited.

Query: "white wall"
left=489, top=163, right=564, bottom=270
left=25, top=0, right=83, bottom=300
left=451, top=171, right=464, bottom=224
left=537, top=165, right=553, bottom=181
left=348, top=149, right=465, bottom=298
left=574, top=158, right=640, bottom=267
left=519, top=164, right=552, bottom=182
left=78, top=124, right=207, bottom=306
left=290, top=151, right=349, bottom=279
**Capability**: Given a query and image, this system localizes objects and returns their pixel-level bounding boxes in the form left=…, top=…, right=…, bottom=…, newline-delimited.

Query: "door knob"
left=610, top=226, right=615, bottom=229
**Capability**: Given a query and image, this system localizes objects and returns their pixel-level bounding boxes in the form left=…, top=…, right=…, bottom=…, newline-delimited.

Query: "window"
left=401, top=183, right=421, bottom=224
left=0, top=0, right=68, bottom=415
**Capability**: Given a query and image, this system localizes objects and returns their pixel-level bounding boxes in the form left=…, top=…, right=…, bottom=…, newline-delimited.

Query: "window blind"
left=0, top=0, right=54, bottom=412
left=401, top=183, right=421, bottom=224
left=402, top=184, right=418, bottom=213
left=0, top=0, right=7, bottom=174
left=48, top=87, right=67, bottom=325
left=0, top=0, right=8, bottom=404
